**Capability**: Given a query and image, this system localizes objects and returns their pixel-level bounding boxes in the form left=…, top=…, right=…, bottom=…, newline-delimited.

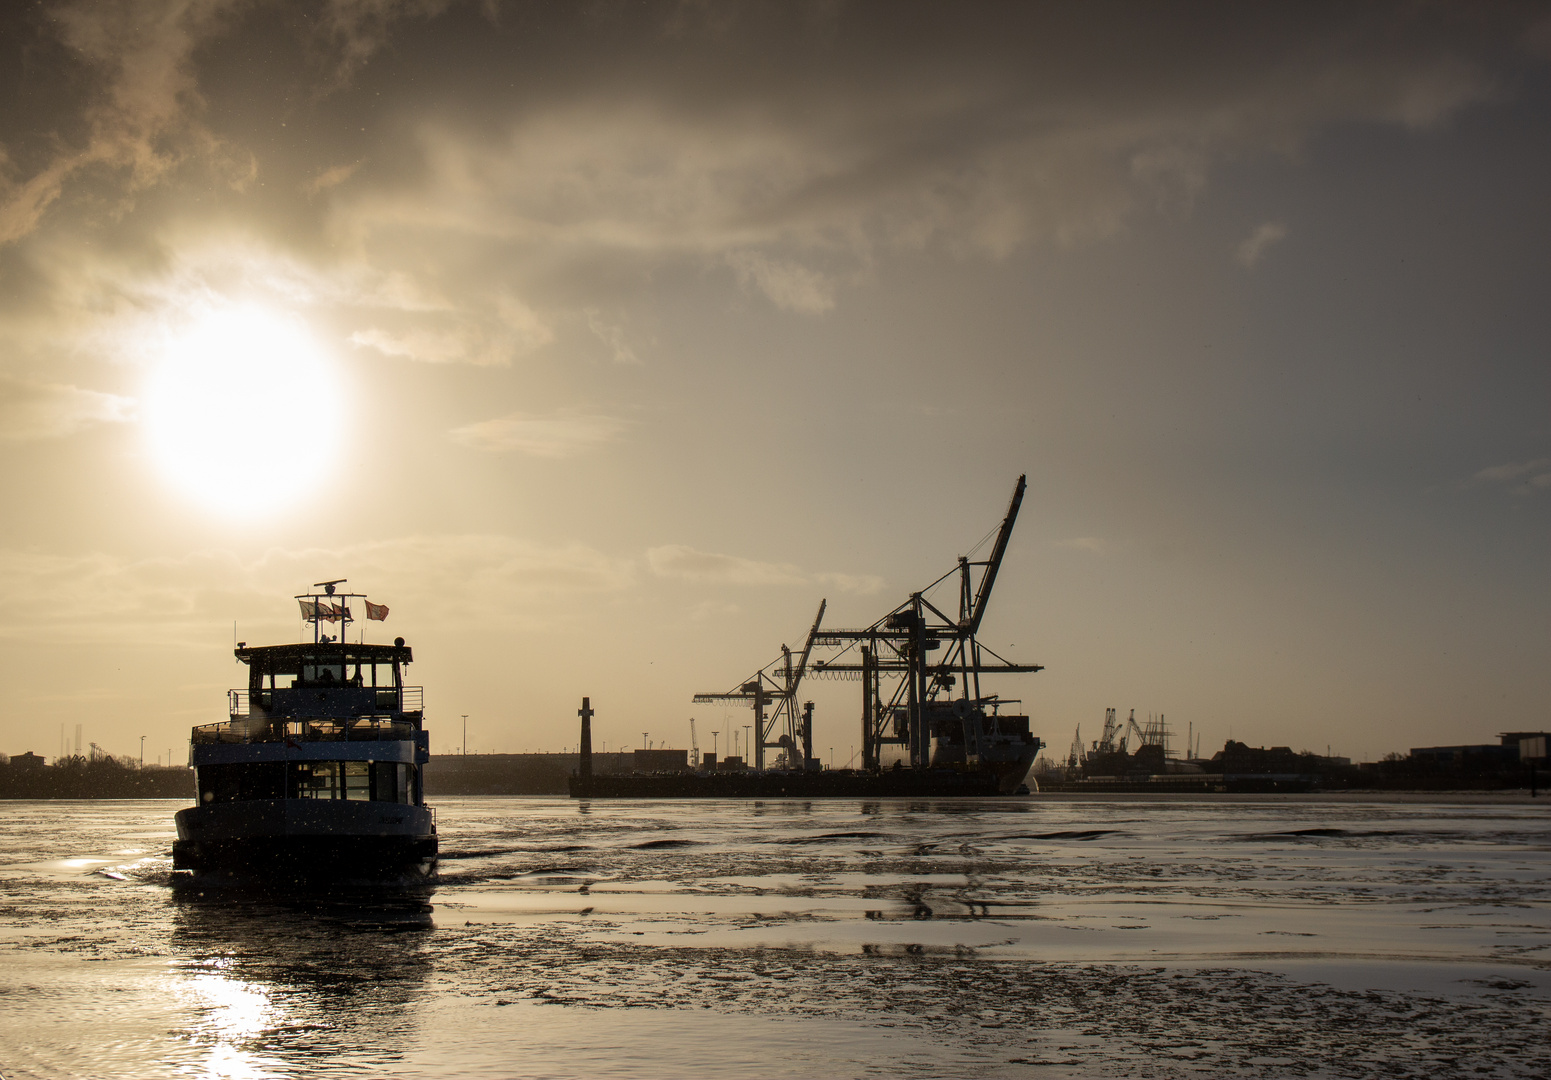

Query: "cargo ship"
left=172, top=581, right=436, bottom=891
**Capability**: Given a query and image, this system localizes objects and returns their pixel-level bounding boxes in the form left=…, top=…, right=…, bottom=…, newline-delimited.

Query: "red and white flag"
left=365, top=600, right=389, bottom=622
left=312, top=602, right=348, bottom=623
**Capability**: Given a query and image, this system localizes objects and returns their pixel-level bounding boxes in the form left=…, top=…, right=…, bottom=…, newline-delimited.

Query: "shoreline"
left=2, top=788, right=1544, bottom=804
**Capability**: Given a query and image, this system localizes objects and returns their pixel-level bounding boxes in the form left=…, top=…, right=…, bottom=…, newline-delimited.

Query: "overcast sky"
left=2, top=0, right=1549, bottom=765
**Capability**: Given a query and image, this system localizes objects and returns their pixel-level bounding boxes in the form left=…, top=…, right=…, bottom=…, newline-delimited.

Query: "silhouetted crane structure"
left=809, top=476, right=1043, bottom=770
left=1068, top=724, right=1086, bottom=769
left=1095, top=707, right=1124, bottom=755
left=1075, top=707, right=1177, bottom=779
left=686, top=476, right=1042, bottom=780
left=692, top=600, right=827, bottom=770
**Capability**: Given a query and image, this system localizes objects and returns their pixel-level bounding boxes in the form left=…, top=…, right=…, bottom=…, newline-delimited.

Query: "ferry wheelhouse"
left=173, top=582, right=436, bottom=889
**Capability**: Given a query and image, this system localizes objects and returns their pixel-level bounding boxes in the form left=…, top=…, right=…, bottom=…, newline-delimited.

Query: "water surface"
left=2, top=795, right=1547, bottom=1078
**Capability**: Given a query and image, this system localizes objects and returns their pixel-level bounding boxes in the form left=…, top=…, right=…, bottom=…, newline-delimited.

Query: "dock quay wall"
left=425, top=752, right=637, bottom=796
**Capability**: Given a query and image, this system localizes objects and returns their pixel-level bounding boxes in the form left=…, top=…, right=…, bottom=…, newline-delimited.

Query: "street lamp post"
left=462, top=715, right=468, bottom=756
left=140, top=736, right=145, bottom=767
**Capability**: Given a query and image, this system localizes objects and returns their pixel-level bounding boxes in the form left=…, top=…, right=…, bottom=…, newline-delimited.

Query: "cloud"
left=349, top=307, right=553, bottom=366
left=584, top=310, right=640, bottom=365
left=647, top=545, right=882, bottom=593
left=0, top=0, right=251, bottom=245
left=0, top=226, right=554, bottom=374
left=0, top=376, right=134, bottom=440
left=281, top=2, right=1515, bottom=320
left=305, top=160, right=362, bottom=195
left=813, top=571, right=885, bottom=595
left=1236, top=221, right=1288, bottom=267
left=648, top=545, right=807, bottom=587
left=315, top=0, right=456, bottom=89
left=0, top=1, right=1533, bottom=392
left=1472, top=458, right=1551, bottom=493
left=0, top=534, right=636, bottom=643
left=726, top=250, right=835, bottom=313
left=449, top=409, right=625, bottom=457
left=5, top=4, right=1518, bottom=263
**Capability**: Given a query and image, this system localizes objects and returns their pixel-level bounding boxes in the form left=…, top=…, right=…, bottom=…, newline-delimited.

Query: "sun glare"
left=144, top=305, right=343, bottom=516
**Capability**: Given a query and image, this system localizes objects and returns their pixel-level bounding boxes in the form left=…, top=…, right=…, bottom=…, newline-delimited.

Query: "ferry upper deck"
left=194, top=640, right=423, bottom=745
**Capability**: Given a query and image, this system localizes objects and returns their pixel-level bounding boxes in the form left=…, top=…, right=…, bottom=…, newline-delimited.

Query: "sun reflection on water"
left=182, top=969, right=281, bottom=1079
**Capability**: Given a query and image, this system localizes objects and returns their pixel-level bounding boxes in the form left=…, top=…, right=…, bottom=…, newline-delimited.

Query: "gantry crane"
left=808, top=476, right=1043, bottom=770
left=692, top=599, right=827, bottom=771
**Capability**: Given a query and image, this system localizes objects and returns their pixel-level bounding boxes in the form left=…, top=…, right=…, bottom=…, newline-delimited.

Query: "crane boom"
left=1127, top=711, right=1148, bottom=749
left=968, top=474, right=1025, bottom=634
left=789, top=599, right=825, bottom=693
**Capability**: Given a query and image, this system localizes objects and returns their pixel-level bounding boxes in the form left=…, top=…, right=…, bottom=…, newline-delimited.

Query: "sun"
left=143, top=304, right=344, bottom=517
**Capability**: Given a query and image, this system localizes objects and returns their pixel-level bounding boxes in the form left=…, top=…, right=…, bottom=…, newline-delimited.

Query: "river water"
left=1, top=794, right=1548, bottom=1079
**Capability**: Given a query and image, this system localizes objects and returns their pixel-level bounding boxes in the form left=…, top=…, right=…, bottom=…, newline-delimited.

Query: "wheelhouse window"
left=287, top=760, right=414, bottom=802
left=343, top=760, right=371, bottom=800
left=292, top=760, right=339, bottom=799
left=373, top=762, right=415, bottom=804
left=302, top=657, right=347, bottom=687
left=249, top=650, right=402, bottom=693
left=196, top=763, right=285, bottom=803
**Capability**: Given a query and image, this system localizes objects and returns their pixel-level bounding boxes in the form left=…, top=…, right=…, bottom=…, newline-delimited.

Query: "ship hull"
left=173, top=799, right=436, bottom=890
left=929, top=737, right=1040, bottom=793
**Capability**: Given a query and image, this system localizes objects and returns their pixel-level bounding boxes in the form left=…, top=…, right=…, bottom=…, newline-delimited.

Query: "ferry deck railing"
left=228, top=687, right=424, bottom=717
left=193, top=716, right=420, bottom=745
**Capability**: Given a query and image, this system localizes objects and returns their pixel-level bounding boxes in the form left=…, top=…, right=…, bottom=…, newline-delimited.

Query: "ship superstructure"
left=173, top=581, right=436, bottom=889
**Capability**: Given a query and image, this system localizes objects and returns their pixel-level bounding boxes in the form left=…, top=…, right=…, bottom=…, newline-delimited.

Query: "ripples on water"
left=1, top=795, right=1548, bottom=1078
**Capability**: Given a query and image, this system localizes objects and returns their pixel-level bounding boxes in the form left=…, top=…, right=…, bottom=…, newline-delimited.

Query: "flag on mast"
left=365, top=601, right=389, bottom=621
left=302, top=600, right=350, bottom=623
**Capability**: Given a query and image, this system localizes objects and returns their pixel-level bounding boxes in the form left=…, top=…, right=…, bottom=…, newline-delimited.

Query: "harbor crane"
left=1127, top=711, right=1149, bottom=754
left=808, top=475, right=1043, bottom=770
left=1095, top=708, right=1123, bottom=754
left=692, top=599, right=827, bottom=770
left=689, top=717, right=699, bottom=767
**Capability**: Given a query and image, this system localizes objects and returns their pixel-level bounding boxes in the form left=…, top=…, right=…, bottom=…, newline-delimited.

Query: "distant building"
left=632, top=748, right=689, bottom=772
left=1408, top=744, right=1518, bottom=766
left=1499, top=732, right=1549, bottom=761
left=1214, top=741, right=1327, bottom=776
left=10, top=752, right=45, bottom=770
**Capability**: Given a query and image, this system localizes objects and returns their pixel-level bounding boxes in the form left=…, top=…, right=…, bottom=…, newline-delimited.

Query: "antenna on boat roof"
left=313, top=578, right=347, bottom=594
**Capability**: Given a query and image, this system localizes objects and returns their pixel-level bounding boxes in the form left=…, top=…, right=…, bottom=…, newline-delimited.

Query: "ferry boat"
left=172, top=581, right=436, bottom=890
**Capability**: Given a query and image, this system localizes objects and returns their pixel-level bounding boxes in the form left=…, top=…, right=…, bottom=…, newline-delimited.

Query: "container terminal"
left=571, top=477, right=1043, bottom=798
